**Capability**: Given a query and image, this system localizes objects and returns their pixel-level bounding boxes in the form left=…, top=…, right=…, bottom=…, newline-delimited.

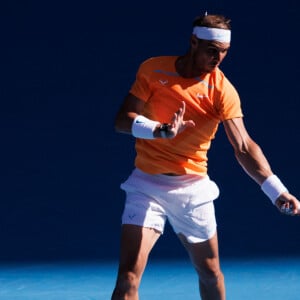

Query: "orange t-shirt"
left=130, top=56, right=243, bottom=176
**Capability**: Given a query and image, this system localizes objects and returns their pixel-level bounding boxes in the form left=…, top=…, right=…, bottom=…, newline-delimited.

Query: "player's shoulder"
left=140, top=56, right=178, bottom=68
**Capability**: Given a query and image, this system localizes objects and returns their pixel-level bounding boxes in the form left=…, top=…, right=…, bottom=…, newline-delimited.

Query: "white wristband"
left=261, top=175, right=288, bottom=205
left=131, top=115, right=160, bottom=139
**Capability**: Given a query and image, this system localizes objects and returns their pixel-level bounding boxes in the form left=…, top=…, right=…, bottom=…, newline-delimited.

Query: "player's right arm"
left=115, top=94, right=195, bottom=138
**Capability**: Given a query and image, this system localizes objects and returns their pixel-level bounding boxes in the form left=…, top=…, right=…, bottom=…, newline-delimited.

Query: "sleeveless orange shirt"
left=129, top=56, right=243, bottom=175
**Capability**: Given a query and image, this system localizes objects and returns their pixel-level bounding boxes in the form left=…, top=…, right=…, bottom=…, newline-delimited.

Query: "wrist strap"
left=261, top=175, right=288, bottom=205
left=132, top=115, right=159, bottom=139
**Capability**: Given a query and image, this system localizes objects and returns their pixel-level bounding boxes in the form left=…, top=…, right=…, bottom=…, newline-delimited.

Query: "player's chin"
left=206, top=64, right=218, bottom=72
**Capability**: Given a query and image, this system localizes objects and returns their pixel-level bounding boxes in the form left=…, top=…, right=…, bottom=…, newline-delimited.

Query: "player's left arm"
left=223, top=117, right=300, bottom=215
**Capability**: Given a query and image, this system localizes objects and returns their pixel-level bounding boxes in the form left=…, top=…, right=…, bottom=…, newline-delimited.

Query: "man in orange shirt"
left=111, top=14, right=300, bottom=300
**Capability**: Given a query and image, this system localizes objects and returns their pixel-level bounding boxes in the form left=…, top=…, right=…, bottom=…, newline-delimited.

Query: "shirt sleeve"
left=215, top=76, right=244, bottom=121
left=129, top=60, right=152, bottom=102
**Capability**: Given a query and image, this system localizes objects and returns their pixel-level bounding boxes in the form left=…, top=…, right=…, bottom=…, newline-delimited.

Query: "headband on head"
left=192, top=26, right=231, bottom=43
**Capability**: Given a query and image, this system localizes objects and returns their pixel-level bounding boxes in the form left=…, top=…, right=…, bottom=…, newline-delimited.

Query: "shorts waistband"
left=133, top=168, right=208, bottom=187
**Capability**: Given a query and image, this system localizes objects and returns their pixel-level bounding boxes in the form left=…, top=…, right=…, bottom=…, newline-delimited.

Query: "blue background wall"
left=1, top=1, right=299, bottom=262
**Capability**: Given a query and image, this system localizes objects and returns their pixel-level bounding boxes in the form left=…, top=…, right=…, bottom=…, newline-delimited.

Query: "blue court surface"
left=0, top=257, right=299, bottom=299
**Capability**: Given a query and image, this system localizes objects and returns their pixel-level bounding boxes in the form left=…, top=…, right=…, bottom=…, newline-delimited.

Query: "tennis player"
left=111, top=13, right=300, bottom=300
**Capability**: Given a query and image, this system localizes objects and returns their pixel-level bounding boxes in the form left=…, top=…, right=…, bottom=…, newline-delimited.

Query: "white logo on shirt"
left=159, top=79, right=168, bottom=85
left=196, top=93, right=209, bottom=99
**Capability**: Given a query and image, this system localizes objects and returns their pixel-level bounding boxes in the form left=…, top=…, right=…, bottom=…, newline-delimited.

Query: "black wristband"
left=159, top=123, right=170, bottom=138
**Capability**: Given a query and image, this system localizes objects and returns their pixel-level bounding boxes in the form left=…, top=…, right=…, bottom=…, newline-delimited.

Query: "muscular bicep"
left=114, top=93, right=146, bottom=134
left=222, top=117, right=251, bottom=153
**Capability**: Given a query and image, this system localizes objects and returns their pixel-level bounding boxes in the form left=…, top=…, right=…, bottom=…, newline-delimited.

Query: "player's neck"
left=175, top=55, right=205, bottom=78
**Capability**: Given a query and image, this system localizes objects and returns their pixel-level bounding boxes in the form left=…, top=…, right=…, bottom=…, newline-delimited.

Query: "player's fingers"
left=180, top=101, right=186, bottom=116
left=184, top=120, right=196, bottom=127
left=279, top=201, right=300, bottom=216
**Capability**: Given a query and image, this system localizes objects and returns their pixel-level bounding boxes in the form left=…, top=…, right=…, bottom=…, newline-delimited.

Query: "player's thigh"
left=118, top=224, right=161, bottom=275
left=178, top=232, right=221, bottom=275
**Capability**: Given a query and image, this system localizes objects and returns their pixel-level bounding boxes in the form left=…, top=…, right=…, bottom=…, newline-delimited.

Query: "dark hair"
left=192, top=14, right=231, bottom=30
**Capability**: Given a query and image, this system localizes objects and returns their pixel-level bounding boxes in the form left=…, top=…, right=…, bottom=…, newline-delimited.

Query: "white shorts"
left=120, top=168, right=220, bottom=243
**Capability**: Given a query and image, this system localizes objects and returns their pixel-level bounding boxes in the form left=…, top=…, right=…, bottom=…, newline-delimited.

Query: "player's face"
left=192, top=37, right=230, bottom=73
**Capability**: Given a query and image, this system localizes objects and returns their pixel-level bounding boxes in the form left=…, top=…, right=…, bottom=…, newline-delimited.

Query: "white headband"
left=192, top=26, right=231, bottom=43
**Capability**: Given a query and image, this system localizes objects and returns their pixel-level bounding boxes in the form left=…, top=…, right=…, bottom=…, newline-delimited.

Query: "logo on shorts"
left=128, top=214, right=136, bottom=220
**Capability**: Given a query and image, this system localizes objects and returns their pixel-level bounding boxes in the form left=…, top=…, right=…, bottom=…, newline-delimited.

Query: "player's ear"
left=190, top=35, right=199, bottom=49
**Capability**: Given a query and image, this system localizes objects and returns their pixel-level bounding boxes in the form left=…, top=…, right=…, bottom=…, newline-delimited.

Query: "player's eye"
left=206, top=48, right=219, bottom=56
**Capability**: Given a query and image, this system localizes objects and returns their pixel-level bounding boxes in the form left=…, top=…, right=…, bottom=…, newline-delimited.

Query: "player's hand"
left=160, top=101, right=195, bottom=139
left=275, top=192, right=300, bottom=216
